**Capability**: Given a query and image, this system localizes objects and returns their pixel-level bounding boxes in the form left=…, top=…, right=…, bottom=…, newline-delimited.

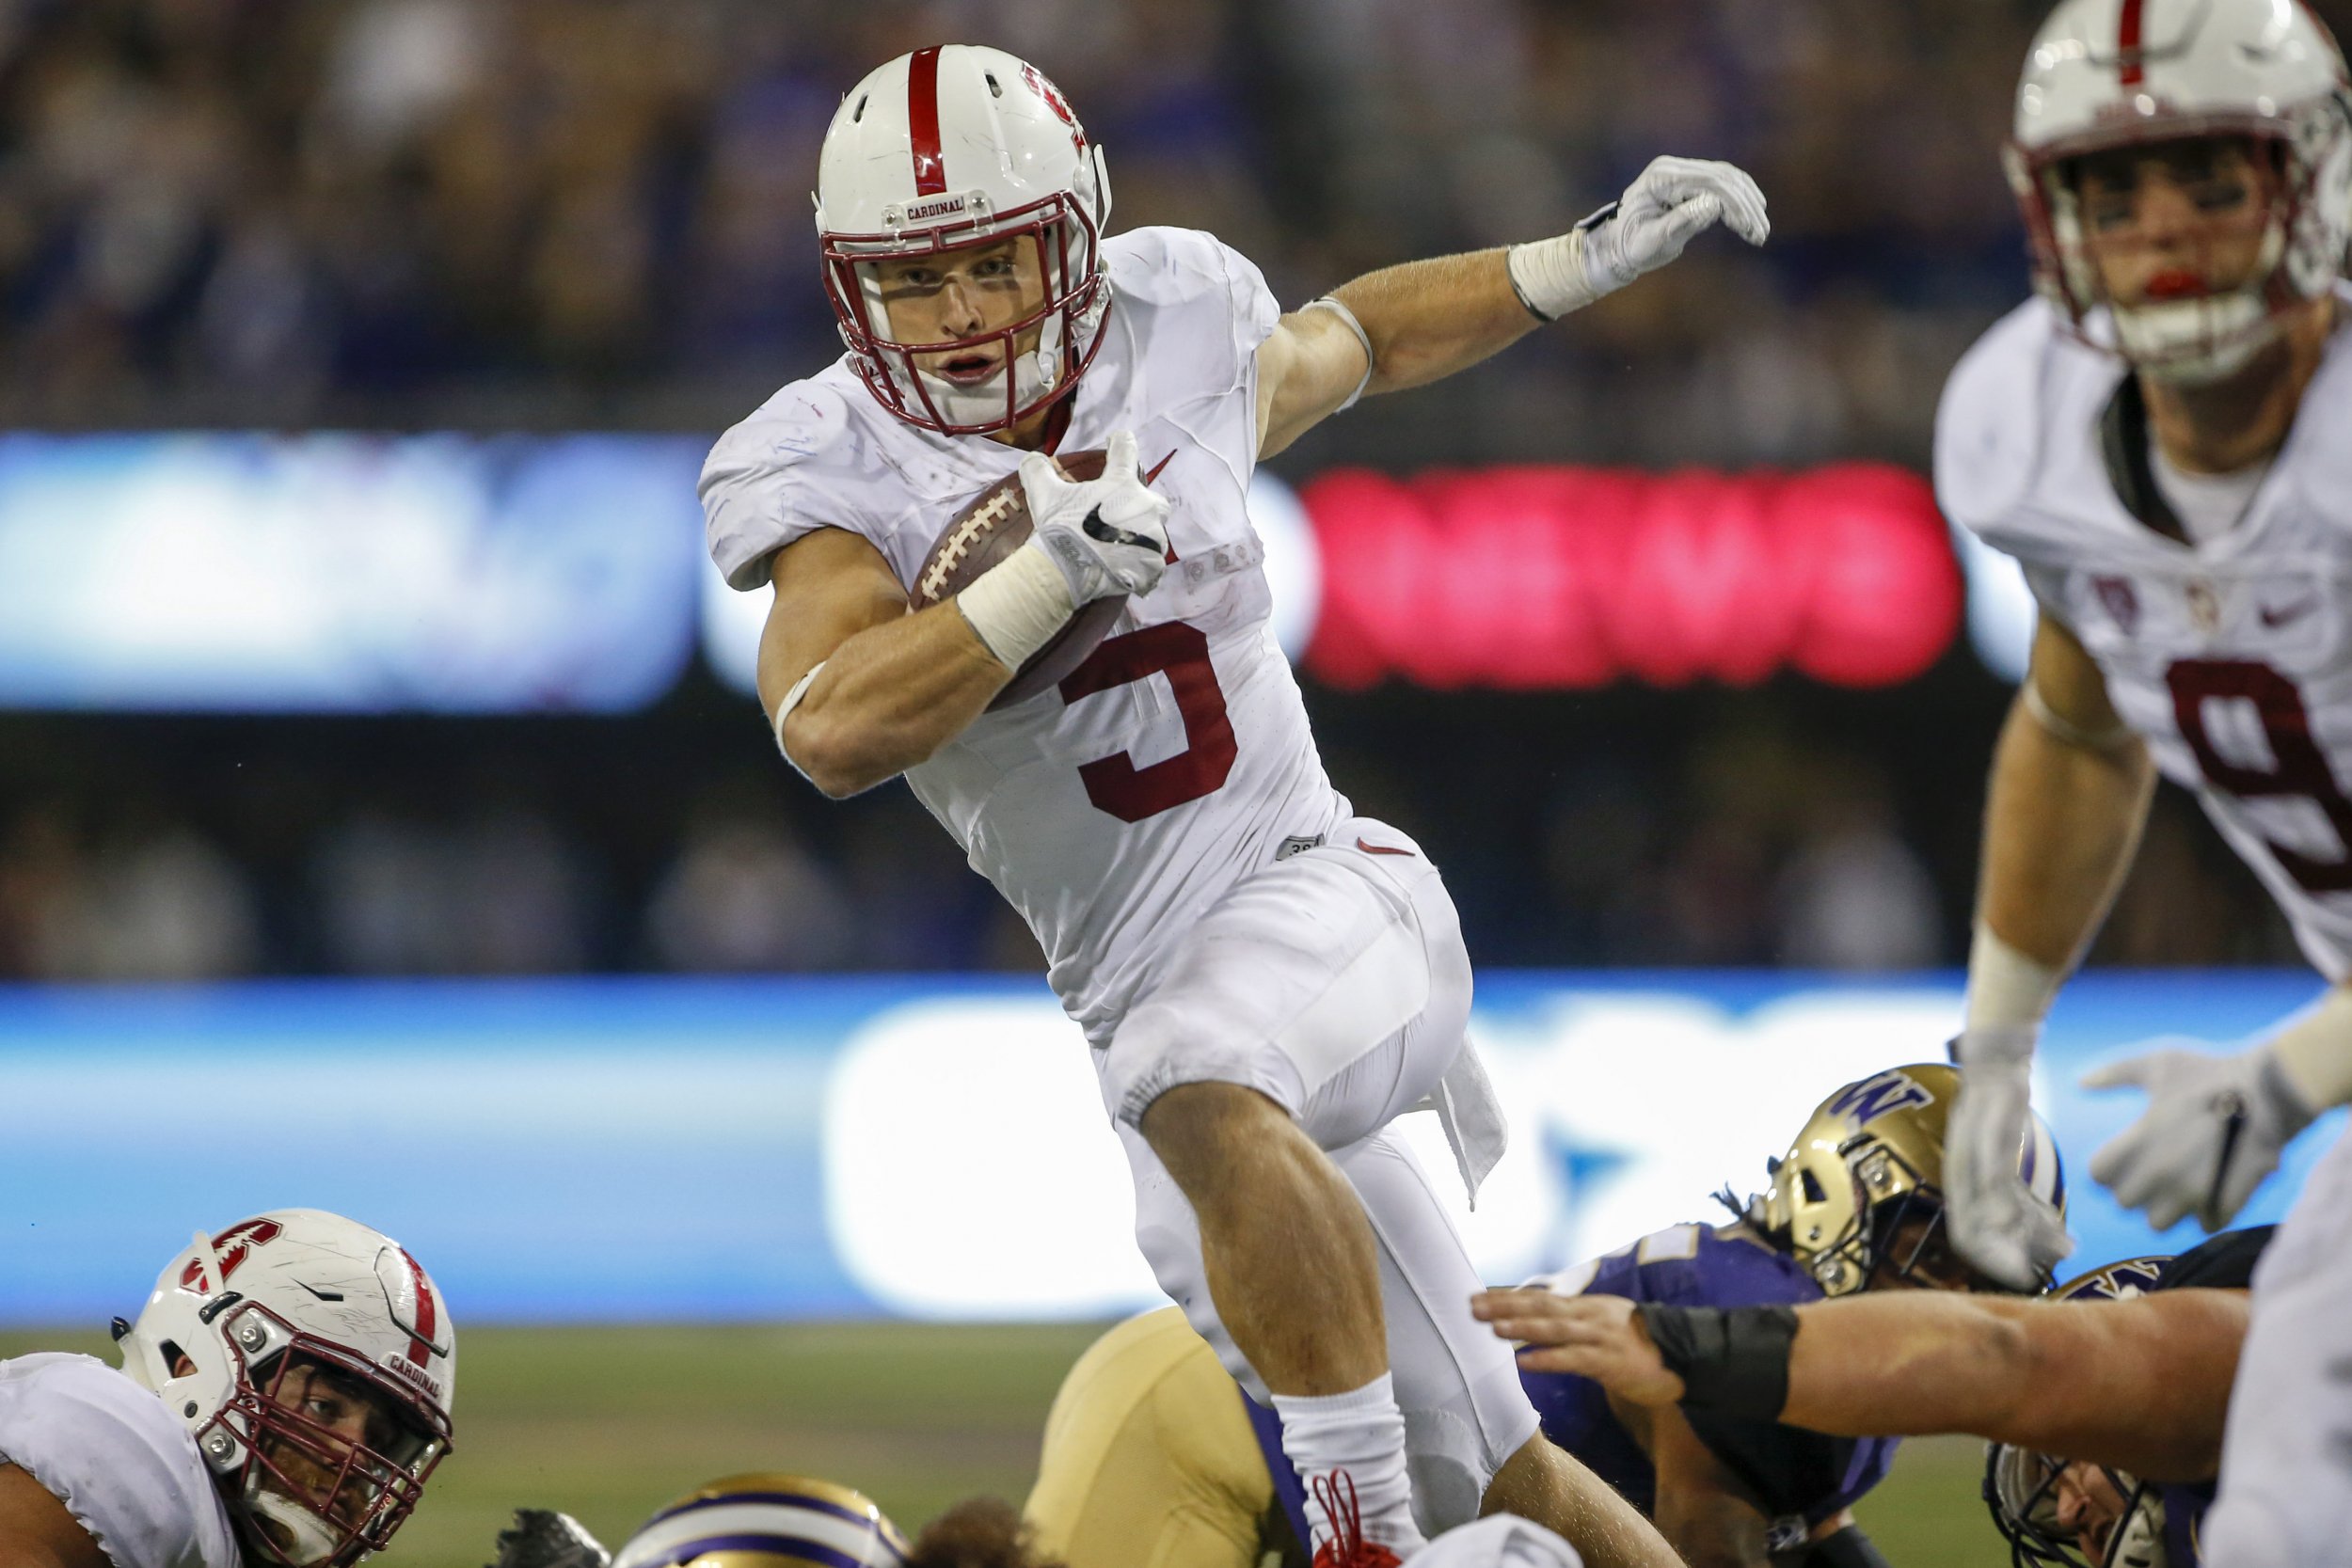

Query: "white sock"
left=1272, top=1373, right=1425, bottom=1555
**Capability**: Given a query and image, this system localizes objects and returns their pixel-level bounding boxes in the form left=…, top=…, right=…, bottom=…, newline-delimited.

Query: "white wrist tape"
left=1300, top=296, right=1375, bottom=411
left=954, top=539, right=1077, bottom=672
left=2269, top=985, right=2352, bottom=1111
left=1965, top=921, right=2065, bottom=1031
left=1506, top=228, right=1599, bottom=322
left=771, top=660, right=824, bottom=782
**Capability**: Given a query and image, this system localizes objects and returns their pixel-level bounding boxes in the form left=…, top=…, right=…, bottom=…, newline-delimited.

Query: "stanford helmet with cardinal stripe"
left=815, top=43, right=1113, bottom=435
left=2005, top=0, right=2352, bottom=382
left=114, top=1210, right=455, bottom=1568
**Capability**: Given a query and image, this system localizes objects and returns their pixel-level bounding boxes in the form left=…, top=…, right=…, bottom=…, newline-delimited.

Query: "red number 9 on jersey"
left=2169, top=658, right=2352, bottom=894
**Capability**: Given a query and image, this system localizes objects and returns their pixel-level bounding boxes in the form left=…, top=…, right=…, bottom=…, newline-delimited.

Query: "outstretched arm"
left=1473, top=1287, right=2246, bottom=1484
left=1254, top=157, right=1768, bottom=458
left=1945, top=611, right=2154, bottom=1287
left=1973, top=613, right=2154, bottom=979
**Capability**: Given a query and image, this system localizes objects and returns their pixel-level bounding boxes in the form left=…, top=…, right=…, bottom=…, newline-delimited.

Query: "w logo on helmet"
left=1826, top=1070, right=1935, bottom=1128
left=178, top=1217, right=283, bottom=1291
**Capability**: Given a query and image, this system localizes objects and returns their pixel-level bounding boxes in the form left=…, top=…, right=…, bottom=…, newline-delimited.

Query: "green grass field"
left=2, top=1325, right=2007, bottom=1566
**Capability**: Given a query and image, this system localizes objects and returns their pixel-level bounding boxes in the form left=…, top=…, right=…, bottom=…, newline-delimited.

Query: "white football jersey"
left=0, top=1354, right=240, bottom=1568
left=1937, top=291, right=2352, bottom=978
left=704, top=228, right=1346, bottom=1038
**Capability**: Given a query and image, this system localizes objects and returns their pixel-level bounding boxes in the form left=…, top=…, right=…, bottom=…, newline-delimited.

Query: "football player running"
left=0, top=1209, right=456, bottom=1568
left=701, top=41, right=1764, bottom=1568
left=1931, top=2, right=2352, bottom=1560
left=1021, top=1064, right=2055, bottom=1568
left=1477, top=1231, right=2272, bottom=1568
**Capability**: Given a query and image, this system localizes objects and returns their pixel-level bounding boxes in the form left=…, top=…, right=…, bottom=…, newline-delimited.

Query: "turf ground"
left=3, top=1324, right=2007, bottom=1566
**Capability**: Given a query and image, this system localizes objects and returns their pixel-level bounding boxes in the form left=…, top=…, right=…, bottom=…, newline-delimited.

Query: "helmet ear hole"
left=1800, top=1168, right=1827, bottom=1204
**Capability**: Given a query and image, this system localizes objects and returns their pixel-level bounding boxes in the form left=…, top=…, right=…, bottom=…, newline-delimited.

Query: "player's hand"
left=1470, top=1288, right=1685, bottom=1406
left=2083, top=1039, right=2317, bottom=1231
left=1016, top=430, right=1172, bottom=603
left=1581, top=155, right=1770, bottom=294
left=1946, top=1025, right=2074, bottom=1291
left=484, top=1509, right=611, bottom=1568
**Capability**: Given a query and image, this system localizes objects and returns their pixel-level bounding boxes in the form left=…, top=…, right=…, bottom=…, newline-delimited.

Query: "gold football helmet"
left=1761, top=1064, right=2066, bottom=1297
left=612, top=1474, right=911, bottom=1568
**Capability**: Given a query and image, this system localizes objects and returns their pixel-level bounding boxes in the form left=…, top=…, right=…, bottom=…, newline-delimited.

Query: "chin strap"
left=246, top=1489, right=344, bottom=1567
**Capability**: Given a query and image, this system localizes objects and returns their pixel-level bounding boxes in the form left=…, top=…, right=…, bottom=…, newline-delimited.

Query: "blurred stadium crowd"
left=0, top=0, right=2327, bottom=981
left=0, top=678, right=2296, bottom=981
left=2, top=0, right=2043, bottom=451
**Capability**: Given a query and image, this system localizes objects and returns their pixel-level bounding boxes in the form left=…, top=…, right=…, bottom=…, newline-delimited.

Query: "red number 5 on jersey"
left=2169, top=658, right=2352, bottom=894
left=1058, top=622, right=1237, bottom=822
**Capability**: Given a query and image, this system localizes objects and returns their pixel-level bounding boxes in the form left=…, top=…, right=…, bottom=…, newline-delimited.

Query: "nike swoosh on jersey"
left=1356, top=838, right=1414, bottom=856
left=2260, top=598, right=2318, bottom=627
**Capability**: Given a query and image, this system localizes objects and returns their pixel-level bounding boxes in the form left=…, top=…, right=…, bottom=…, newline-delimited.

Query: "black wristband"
left=1636, top=1303, right=1798, bottom=1419
left=1804, top=1523, right=1892, bottom=1568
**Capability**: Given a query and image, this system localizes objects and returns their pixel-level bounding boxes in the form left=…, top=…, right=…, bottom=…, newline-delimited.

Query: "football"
left=911, top=449, right=1128, bottom=709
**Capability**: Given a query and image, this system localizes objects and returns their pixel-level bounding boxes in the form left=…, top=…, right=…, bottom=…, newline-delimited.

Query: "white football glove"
left=2083, top=1039, right=2317, bottom=1232
left=1945, top=1024, right=2075, bottom=1291
left=1581, top=155, right=1771, bottom=293
left=1016, top=430, right=1172, bottom=604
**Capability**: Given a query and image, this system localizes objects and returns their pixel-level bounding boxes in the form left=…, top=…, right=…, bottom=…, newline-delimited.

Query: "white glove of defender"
left=1945, top=1024, right=2074, bottom=1291
left=1015, top=430, right=1172, bottom=604
left=1582, top=155, right=1770, bottom=293
left=2084, top=1040, right=2317, bottom=1232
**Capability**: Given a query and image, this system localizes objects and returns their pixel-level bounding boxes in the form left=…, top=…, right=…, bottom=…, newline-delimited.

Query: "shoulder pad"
left=2279, top=326, right=2352, bottom=515
left=702, top=376, right=862, bottom=493
left=1102, top=226, right=1247, bottom=309
left=1934, top=297, right=2069, bottom=537
left=0, top=1354, right=239, bottom=1568
left=700, top=374, right=871, bottom=592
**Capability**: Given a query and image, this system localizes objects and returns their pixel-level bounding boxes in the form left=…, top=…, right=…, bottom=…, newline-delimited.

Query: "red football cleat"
left=1310, top=1471, right=1406, bottom=1568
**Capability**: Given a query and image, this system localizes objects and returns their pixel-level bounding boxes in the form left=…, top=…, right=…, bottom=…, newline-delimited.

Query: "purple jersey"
left=1520, top=1224, right=1900, bottom=1550
left=1247, top=1222, right=1899, bottom=1558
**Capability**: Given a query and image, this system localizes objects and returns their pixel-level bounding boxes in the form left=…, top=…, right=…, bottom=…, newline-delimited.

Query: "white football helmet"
left=1984, top=1257, right=2173, bottom=1568
left=612, top=1473, right=911, bottom=1568
left=815, top=44, right=1114, bottom=435
left=114, top=1210, right=455, bottom=1568
left=2006, top=0, right=2352, bottom=381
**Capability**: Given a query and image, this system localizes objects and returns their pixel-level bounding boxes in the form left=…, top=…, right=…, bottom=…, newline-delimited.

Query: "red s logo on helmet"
left=1022, top=64, right=1086, bottom=152
left=178, top=1217, right=284, bottom=1291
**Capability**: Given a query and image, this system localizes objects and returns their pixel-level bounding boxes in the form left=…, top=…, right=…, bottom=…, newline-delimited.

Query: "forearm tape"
left=1636, top=1303, right=1797, bottom=1420
left=1804, top=1524, right=1892, bottom=1568
left=2271, top=984, right=2352, bottom=1112
left=955, top=540, right=1075, bottom=670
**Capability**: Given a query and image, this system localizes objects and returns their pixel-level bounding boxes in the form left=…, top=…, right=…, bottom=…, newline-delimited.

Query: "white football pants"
left=1097, top=816, right=1539, bottom=1535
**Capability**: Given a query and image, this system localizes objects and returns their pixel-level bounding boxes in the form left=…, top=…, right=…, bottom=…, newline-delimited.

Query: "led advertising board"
left=0, top=972, right=2328, bottom=1323
left=0, top=436, right=1989, bottom=709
